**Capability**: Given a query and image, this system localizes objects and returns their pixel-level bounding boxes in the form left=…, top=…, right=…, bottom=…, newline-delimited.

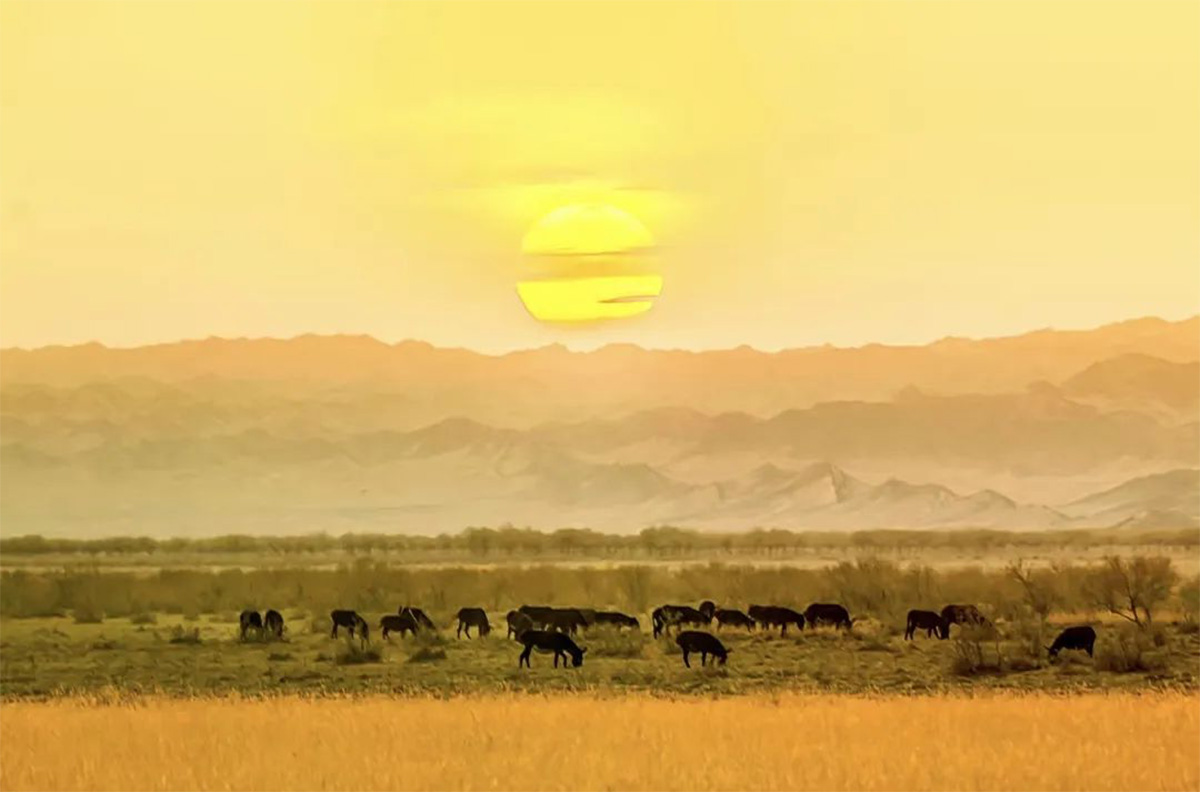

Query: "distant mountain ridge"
left=2, top=316, right=1196, bottom=537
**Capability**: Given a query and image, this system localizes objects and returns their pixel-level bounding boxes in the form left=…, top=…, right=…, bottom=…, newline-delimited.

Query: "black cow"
left=239, top=610, right=263, bottom=640
left=751, top=605, right=806, bottom=636
left=399, top=606, right=436, bottom=631
left=380, top=613, right=419, bottom=639
left=939, top=604, right=989, bottom=638
left=652, top=605, right=710, bottom=638
left=456, top=607, right=491, bottom=639
left=264, top=609, right=285, bottom=639
left=1047, top=626, right=1097, bottom=658
left=675, top=631, right=729, bottom=668
left=715, top=608, right=756, bottom=631
left=330, top=610, right=370, bottom=642
left=905, top=609, right=944, bottom=640
left=517, top=630, right=587, bottom=668
left=545, top=608, right=589, bottom=635
left=518, top=605, right=556, bottom=630
left=698, top=600, right=718, bottom=621
left=804, top=603, right=853, bottom=630
left=592, top=611, right=640, bottom=630
left=506, top=610, right=535, bottom=640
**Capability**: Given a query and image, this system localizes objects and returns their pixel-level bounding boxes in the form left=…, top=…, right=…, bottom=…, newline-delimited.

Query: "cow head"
left=571, top=647, right=587, bottom=667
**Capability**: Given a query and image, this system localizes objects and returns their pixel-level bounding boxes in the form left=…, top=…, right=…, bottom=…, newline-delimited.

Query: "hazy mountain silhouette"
left=1, top=316, right=1196, bottom=537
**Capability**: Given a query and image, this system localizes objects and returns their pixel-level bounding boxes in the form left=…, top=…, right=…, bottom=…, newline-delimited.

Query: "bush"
left=407, top=647, right=448, bottom=663
left=335, top=645, right=383, bottom=665
left=586, top=627, right=647, bottom=658
left=129, top=612, right=157, bottom=625
left=168, top=626, right=201, bottom=645
left=73, top=606, right=104, bottom=624
left=1094, top=628, right=1166, bottom=673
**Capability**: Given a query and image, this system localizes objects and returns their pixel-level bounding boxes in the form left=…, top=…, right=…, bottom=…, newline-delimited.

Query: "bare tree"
left=1083, top=556, right=1177, bottom=628
left=1007, top=559, right=1061, bottom=626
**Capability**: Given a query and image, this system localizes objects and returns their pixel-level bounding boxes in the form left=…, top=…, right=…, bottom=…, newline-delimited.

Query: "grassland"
left=2, top=610, right=1197, bottom=699
left=2, top=692, right=1197, bottom=791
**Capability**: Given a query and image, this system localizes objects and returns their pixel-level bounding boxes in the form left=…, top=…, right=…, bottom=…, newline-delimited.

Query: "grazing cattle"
left=804, top=603, right=854, bottom=630
left=506, top=610, right=535, bottom=640
left=455, top=607, right=491, bottom=639
left=517, top=630, right=587, bottom=668
left=698, top=600, right=718, bottom=621
left=675, top=631, right=729, bottom=668
left=1047, top=626, right=1097, bottom=658
left=264, top=609, right=285, bottom=639
left=330, top=610, right=370, bottom=642
left=545, top=608, right=589, bottom=635
left=518, top=605, right=556, bottom=630
left=751, top=605, right=806, bottom=636
left=715, top=608, right=756, bottom=631
left=939, top=604, right=990, bottom=638
left=399, top=606, right=436, bottom=631
left=747, top=605, right=771, bottom=627
left=592, top=611, right=640, bottom=630
left=239, top=610, right=263, bottom=640
left=380, top=613, right=419, bottom=639
left=652, top=605, right=710, bottom=638
left=905, top=609, right=944, bottom=640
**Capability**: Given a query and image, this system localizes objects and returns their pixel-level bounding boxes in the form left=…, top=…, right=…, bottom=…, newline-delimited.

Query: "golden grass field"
left=1, top=692, right=1197, bottom=791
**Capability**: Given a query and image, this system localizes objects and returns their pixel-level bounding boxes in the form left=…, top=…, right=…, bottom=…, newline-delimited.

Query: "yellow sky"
left=1, top=1, right=1197, bottom=351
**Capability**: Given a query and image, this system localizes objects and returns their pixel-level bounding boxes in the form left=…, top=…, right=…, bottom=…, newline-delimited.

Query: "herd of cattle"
left=236, top=601, right=1099, bottom=669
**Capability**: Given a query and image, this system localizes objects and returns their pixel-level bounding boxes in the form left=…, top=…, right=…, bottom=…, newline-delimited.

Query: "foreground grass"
left=1, top=692, right=1197, bottom=791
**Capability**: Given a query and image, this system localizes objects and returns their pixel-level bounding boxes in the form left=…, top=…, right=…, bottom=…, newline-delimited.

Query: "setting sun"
left=517, top=204, right=662, bottom=323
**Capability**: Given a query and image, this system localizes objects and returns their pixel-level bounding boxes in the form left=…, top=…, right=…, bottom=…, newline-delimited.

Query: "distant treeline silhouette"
left=3, top=556, right=1195, bottom=627
left=1, top=526, right=1196, bottom=558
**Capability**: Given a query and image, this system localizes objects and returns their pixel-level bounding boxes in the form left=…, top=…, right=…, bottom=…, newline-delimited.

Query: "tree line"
left=2, top=525, right=1196, bottom=558
left=3, top=556, right=1196, bottom=630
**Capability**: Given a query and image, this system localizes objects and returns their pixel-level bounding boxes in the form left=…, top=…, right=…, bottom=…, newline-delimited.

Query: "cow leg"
left=457, top=622, right=463, bottom=639
left=682, top=650, right=690, bottom=668
left=780, top=625, right=787, bottom=638
left=554, top=652, right=560, bottom=668
left=519, top=646, right=532, bottom=668
left=701, top=652, right=708, bottom=666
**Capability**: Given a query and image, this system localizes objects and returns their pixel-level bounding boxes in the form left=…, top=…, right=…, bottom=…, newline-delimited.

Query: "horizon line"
left=2, top=311, right=1197, bottom=357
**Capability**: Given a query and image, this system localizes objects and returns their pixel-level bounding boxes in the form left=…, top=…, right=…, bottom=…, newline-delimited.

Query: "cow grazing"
left=545, top=608, right=589, bottom=635
left=939, top=604, right=989, bottom=638
left=399, top=606, right=436, bottom=631
left=593, top=611, right=640, bottom=630
left=715, top=608, right=756, bottom=631
left=652, top=605, right=710, bottom=638
left=517, top=630, right=587, bottom=668
left=506, top=610, right=535, bottom=640
left=264, top=609, right=285, bottom=639
left=330, top=610, right=370, bottom=643
left=518, top=605, right=556, bottom=630
left=751, top=605, right=806, bottom=636
left=675, top=631, right=729, bottom=668
left=804, top=603, right=854, bottom=630
left=905, top=609, right=944, bottom=640
left=1047, top=626, right=1097, bottom=658
left=698, top=600, right=718, bottom=621
left=380, top=613, right=419, bottom=639
left=239, top=610, right=263, bottom=640
left=456, top=607, right=491, bottom=639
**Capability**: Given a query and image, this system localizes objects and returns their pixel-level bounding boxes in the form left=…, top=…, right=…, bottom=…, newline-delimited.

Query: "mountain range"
left=1, top=316, right=1197, bottom=537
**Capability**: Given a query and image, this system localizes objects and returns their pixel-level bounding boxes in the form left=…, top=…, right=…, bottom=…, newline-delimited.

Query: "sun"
left=521, top=203, right=655, bottom=256
left=517, top=203, right=663, bottom=323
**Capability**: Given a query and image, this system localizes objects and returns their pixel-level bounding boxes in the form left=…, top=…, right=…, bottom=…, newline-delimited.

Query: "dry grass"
left=1, top=692, right=1197, bottom=791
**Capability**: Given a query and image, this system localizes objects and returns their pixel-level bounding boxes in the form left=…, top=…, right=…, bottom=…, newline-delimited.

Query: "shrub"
left=168, top=626, right=202, bottom=645
left=335, top=645, right=383, bottom=665
left=586, top=627, right=647, bottom=658
left=1094, top=627, right=1165, bottom=673
left=407, top=647, right=448, bottom=663
left=73, top=606, right=104, bottom=624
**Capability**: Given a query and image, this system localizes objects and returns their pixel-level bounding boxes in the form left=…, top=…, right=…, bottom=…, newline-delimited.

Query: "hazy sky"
left=2, top=1, right=1197, bottom=351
